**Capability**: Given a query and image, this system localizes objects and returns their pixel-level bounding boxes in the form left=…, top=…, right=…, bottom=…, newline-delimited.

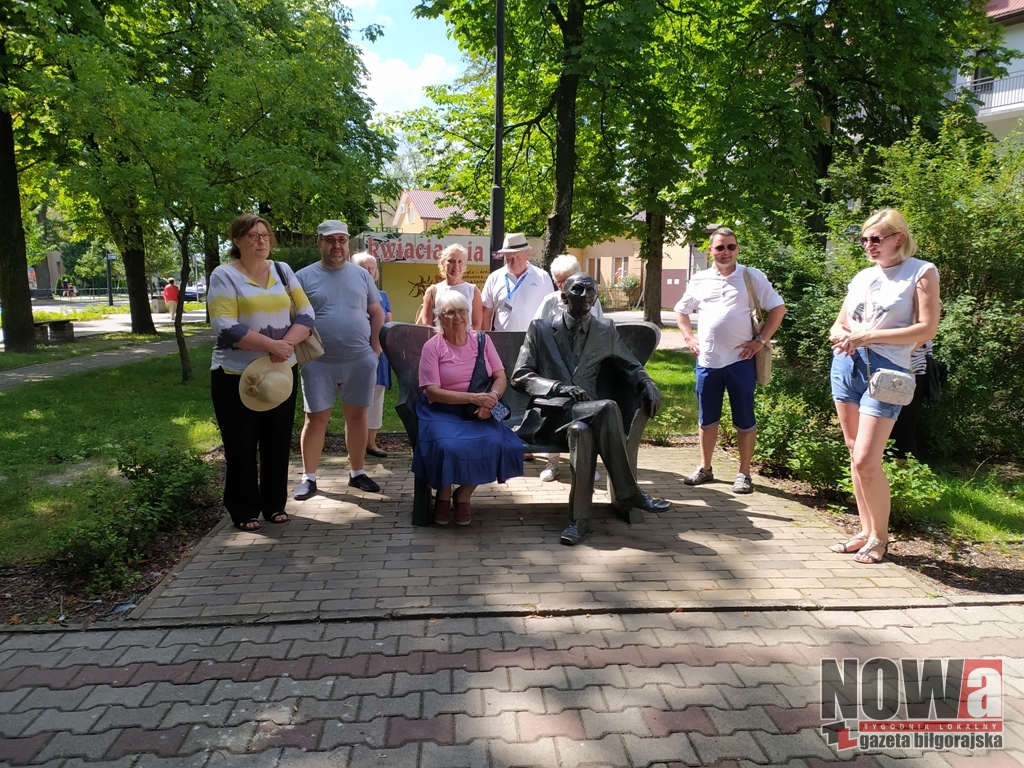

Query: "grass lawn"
left=925, top=464, right=1024, bottom=543
left=0, top=343, right=404, bottom=564
left=643, top=349, right=699, bottom=438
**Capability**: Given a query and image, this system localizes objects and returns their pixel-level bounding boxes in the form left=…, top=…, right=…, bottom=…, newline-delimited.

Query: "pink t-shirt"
left=419, top=331, right=504, bottom=392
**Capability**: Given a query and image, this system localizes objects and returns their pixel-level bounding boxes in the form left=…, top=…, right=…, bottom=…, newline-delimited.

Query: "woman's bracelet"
left=489, top=389, right=501, bottom=397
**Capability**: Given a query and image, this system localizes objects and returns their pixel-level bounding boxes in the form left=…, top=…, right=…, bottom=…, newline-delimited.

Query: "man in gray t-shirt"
left=293, top=220, right=385, bottom=500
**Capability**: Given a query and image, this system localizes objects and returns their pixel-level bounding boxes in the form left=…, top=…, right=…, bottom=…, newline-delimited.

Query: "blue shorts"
left=830, top=348, right=907, bottom=420
left=299, top=353, right=377, bottom=412
left=695, top=359, right=756, bottom=432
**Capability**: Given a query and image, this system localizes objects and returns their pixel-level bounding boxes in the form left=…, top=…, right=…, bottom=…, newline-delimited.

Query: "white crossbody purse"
left=862, top=278, right=915, bottom=406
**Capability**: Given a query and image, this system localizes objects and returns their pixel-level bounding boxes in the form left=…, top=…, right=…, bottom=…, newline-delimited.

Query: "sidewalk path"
left=1, top=606, right=1020, bottom=766
left=0, top=331, right=216, bottom=393
left=134, top=447, right=941, bottom=625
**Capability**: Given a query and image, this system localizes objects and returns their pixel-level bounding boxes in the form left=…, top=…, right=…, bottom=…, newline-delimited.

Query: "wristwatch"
left=754, top=334, right=765, bottom=344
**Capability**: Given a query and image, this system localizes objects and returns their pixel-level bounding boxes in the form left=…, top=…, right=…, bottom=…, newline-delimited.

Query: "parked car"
left=182, top=285, right=206, bottom=302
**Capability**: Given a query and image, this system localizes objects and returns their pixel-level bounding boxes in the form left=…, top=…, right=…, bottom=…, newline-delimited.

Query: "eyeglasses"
left=712, top=243, right=738, bottom=252
left=440, top=309, right=469, bottom=319
left=860, top=233, right=899, bottom=246
left=322, top=236, right=348, bottom=246
left=246, top=232, right=270, bottom=243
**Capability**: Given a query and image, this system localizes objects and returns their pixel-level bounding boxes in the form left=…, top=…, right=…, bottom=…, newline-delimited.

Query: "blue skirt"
left=411, top=397, right=524, bottom=489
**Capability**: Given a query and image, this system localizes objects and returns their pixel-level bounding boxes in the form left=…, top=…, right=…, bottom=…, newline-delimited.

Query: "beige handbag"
left=274, top=262, right=324, bottom=365
left=742, top=267, right=772, bottom=386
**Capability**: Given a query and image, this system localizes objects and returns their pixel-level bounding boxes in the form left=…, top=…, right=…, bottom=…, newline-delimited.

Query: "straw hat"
left=239, top=356, right=294, bottom=412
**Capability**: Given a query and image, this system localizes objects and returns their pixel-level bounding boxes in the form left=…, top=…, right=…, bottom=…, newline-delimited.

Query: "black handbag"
left=465, top=333, right=509, bottom=420
left=924, top=353, right=946, bottom=402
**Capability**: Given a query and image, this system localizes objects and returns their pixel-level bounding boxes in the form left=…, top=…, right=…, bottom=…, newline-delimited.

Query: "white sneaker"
left=540, top=462, right=559, bottom=482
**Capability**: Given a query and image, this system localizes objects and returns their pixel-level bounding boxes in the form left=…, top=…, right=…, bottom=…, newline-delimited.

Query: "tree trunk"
left=202, top=225, right=219, bottom=324
left=102, top=201, right=156, bottom=334
left=641, top=209, right=666, bottom=325
left=541, top=0, right=585, bottom=270
left=0, top=35, right=37, bottom=354
left=806, top=138, right=833, bottom=242
left=175, top=219, right=194, bottom=382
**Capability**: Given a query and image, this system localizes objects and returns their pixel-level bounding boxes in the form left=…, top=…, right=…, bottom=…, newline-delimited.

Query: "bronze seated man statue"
left=511, top=272, right=672, bottom=545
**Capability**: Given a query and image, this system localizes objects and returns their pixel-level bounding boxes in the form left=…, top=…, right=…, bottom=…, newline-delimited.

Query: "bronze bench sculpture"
left=381, top=316, right=661, bottom=529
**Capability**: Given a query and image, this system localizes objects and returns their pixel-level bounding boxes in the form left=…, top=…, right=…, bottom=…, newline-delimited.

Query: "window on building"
left=587, top=258, right=601, bottom=284
left=613, top=257, right=629, bottom=284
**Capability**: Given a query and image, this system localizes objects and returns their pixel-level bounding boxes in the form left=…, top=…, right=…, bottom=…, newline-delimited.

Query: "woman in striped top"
left=208, top=214, right=315, bottom=531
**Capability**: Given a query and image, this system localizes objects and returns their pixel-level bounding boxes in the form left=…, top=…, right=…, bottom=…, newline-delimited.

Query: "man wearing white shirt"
left=482, top=232, right=555, bottom=331
left=674, top=228, right=786, bottom=493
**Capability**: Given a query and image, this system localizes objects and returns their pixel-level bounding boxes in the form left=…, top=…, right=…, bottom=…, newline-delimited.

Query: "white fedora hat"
left=239, top=356, right=294, bottom=412
left=495, top=232, right=531, bottom=253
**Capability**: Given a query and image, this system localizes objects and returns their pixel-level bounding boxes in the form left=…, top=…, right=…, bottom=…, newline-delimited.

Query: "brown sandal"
left=830, top=532, right=869, bottom=554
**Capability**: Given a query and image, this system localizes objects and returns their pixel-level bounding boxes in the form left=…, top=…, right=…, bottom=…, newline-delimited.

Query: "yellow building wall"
left=380, top=264, right=489, bottom=323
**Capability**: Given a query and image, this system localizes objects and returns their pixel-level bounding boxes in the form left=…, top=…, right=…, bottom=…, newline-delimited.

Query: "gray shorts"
left=299, top=352, right=377, bottom=412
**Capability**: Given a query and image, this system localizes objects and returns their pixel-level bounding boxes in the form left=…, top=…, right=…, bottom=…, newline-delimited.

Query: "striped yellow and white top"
left=208, top=260, right=315, bottom=374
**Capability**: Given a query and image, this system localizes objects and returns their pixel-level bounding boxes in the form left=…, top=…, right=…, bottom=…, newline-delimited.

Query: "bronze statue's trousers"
left=566, top=399, right=640, bottom=522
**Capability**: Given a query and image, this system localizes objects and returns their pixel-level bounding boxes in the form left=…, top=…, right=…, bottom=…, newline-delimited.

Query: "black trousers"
left=566, top=399, right=640, bottom=521
left=211, top=366, right=299, bottom=523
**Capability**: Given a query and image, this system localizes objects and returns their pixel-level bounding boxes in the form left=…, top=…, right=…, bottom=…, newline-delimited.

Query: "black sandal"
left=269, top=512, right=289, bottom=524
left=234, top=519, right=261, bottom=531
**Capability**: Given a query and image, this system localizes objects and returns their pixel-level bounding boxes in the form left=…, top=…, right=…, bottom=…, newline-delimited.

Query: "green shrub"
left=747, top=385, right=848, bottom=496
left=50, top=444, right=215, bottom=592
left=922, top=295, right=1024, bottom=459
left=645, top=405, right=693, bottom=445
left=840, top=452, right=945, bottom=525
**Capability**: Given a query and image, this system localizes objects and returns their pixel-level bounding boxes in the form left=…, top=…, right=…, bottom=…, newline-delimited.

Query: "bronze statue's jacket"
left=511, top=315, right=654, bottom=446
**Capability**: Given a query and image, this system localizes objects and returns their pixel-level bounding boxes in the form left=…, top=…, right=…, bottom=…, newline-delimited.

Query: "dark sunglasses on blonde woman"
left=859, top=233, right=899, bottom=246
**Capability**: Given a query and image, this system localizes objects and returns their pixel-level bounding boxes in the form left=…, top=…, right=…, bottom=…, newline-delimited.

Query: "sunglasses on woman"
left=860, top=233, right=899, bottom=246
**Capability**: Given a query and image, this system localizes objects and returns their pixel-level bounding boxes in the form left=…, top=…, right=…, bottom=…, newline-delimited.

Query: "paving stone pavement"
left=1, top=606, right=1021, bottom=766
left=134, top=447, right=947, bottom=625
left=4, top=319, right=1021, bottom=765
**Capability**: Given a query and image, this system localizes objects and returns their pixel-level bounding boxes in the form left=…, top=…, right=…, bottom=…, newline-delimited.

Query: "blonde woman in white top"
left=417, top=244, right=484, bottom=330
left=828, top=209, right=940, bottom=564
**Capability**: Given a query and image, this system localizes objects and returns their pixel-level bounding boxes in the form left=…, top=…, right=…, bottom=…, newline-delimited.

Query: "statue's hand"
left=641, top=379, right=662, bottom=417
left=554, top=382, right=591, bottom=401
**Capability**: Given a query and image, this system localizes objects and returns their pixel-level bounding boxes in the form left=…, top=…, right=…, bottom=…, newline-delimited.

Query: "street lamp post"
left=489, top=0, right=506, bottom=273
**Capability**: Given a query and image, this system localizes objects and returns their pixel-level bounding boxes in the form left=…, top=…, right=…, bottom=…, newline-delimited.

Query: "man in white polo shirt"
left=674, top=227, right=786, bottom=494
left=481, top=232, right=555, bottom=331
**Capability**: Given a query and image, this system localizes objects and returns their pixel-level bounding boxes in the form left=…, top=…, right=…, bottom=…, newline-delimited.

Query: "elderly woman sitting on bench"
left=412, top=291, right=524, bottom=527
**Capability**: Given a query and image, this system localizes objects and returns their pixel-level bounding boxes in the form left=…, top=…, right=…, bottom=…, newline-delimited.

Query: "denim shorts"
left=299, top=352, right=377, bottom=412
left=695, top=358, right=756, bottom=431
left=830, top=348, right=908, bottom=420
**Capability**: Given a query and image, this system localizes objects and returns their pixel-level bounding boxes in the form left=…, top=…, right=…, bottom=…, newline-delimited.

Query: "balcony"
left=955, top=71, right=1024, bottom=115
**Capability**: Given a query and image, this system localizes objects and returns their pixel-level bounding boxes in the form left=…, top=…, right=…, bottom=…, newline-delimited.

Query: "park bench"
left=33, top=320, right=75, bottom=345
left=380, top=320, right=661, bottom=527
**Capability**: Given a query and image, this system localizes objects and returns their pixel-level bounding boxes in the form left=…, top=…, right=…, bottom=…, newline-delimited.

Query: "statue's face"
left=562, top=274, right=597, bottom=319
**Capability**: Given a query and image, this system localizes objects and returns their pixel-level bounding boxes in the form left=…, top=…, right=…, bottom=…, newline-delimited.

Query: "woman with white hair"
left=413, top=290, right=523, bottom=526
left=353, top=252, right=392, bottom=458
left=828, top=208, right=940, bottom=564
left=416, top=243, right=484, bottom=330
